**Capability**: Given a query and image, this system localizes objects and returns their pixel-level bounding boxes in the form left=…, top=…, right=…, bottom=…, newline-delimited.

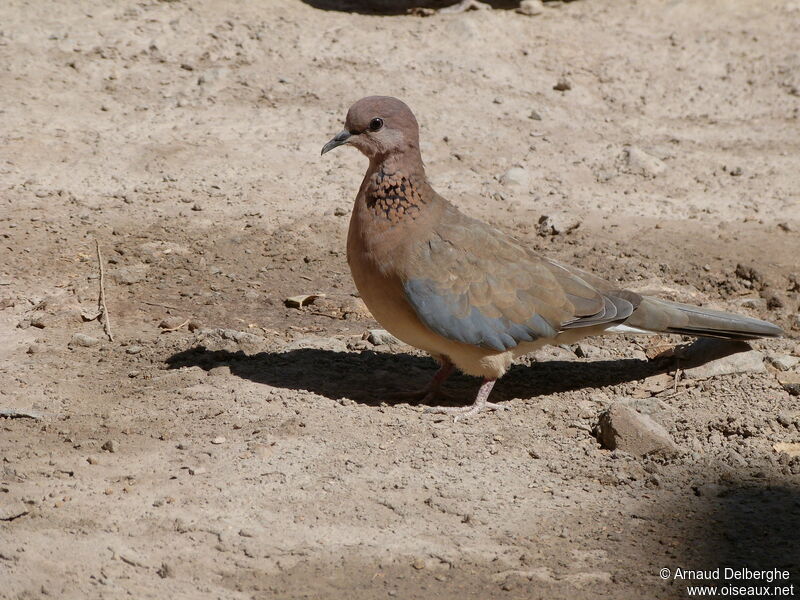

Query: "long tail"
left=619, top=297, right=784, bottom=340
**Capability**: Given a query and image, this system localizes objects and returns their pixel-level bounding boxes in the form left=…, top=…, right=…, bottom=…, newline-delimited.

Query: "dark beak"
left=321, top=130, right=352, bottom=156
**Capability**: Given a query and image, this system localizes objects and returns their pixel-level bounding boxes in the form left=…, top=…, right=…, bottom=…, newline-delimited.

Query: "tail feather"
left=622, top=297, right=783, bottom=340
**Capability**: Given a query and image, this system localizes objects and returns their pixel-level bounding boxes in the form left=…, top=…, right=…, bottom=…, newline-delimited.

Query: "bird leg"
left=386, top=358, right=455, bottom=403
left=438, top=0, right=492, bottom=14
left=424, top=378, right=508, bottom=421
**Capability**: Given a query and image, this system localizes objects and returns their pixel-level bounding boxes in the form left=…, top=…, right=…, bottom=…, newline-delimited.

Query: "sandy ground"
left=2, top=0, right=800, bottom=598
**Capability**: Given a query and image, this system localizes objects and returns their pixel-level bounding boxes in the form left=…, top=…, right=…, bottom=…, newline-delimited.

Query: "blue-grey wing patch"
left=403, top=278, right=558, bottom=352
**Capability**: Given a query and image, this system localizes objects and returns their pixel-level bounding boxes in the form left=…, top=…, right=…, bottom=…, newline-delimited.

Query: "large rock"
left=597, top=403, right=678, bottom=458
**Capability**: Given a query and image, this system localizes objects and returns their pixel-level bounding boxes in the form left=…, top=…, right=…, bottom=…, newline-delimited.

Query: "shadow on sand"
left=300, top=0, right=520, bottom=15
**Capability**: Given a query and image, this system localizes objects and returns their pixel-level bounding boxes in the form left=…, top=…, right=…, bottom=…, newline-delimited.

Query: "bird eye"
left=369, top=118, right=384, bottom=132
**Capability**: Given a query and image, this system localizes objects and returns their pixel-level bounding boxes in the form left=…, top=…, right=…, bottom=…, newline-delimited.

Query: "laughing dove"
left=321, top=96, right=783, bottom=419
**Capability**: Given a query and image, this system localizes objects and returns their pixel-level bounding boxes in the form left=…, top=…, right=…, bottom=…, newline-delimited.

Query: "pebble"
left=238, top=528, right=255, bottom=538
left=517, top=0, right=544, bottom=15
left=537, top=214, right=581, bottom=236
left=125, top=345, right=143, bottom=355
left=768, top=354, right=800, bottom=372
left=333, top=207, right=347, bottom=216
left=159, top=316, right=187, bottom=330
left=101, top=440, right=118, bottom=453
left=70, top=333, right=100, bottom=347
left=188, top=466, right=206, bottom=475
left=366, top=329, right=400, bottom=346
left=500, top=167, right=529, bottom=187
left=773, top=442, right=800, bottom=457
left=597, top=403, right=678, bottom=458
left=777, top=372, right=800, bottom=396
left=112, top=265, right=147, bottom=285
left=624, top=146, right=667, bottom=177
left=208, top=365, right=231, bottom=377
left=732, top=297, right=767, bottom=311
left=27, top=343, right=45, bottom=354
left=211, top=436, right=226, bottom=445
left=553, top=78, right=572, bottom=91
left=681, top=339, right=765, bottom=380
left=283, top=336, right=348, bottom=353
left=30, top=314, right=47, bottom=328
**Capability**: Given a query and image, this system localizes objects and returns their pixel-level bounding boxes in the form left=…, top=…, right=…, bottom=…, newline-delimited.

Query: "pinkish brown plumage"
left=322, top=96, right=782, bottom=420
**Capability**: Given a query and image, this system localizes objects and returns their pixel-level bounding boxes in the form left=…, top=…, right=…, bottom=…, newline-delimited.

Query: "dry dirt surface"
left=2, top=1, right=800, bottom=598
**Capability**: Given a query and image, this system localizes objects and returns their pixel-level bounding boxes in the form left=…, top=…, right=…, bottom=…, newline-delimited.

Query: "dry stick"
left=95, top=239, right=114, bottom=342
left=160, top=318, right=190, bottom=333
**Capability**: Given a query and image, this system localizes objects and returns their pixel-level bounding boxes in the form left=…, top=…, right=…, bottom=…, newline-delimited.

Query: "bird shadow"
left=166, top=345, right=681, bottom=406
left=300, top=0, right=519, bottom=15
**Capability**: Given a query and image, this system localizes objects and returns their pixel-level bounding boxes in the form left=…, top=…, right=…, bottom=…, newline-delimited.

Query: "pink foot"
left=424, top=379, right=508, bottom=422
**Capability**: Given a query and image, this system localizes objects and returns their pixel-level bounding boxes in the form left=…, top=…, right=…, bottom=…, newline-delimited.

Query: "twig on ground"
left=95, top=239, right=114, bottom=342
left=160, top=318, right=190, bottom=333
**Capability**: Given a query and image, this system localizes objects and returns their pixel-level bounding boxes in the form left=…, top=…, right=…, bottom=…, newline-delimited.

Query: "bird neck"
left=362, top=155, right=433, bottom=224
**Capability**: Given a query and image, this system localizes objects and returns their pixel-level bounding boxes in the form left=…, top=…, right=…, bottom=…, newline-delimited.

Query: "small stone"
left=211, top=436, right=226, bottom=445
left=159, top=316, right=186, bottom=330
left=283, top=336, right=348, bottom=353
left=681, top=339, right=765, bottom=380
left=500, top=167, right=529, bottom=187
left=773, top=442, right=800, bottom=458
left=125, top=345, right=143, bottom=355
left=87, top=456, right=99, bottom=465
left=768, top=354, right=800, bottom=372
left=528, top=109, right=543, bottom=120
left=187, top=320, right=203, bottom=332
left=553, top=78, right=571, bottom=91
left=537, top=214, right=581, bottom=236
left=70, top=333, right=100, bottom=347
left=693, top=483, right=724, bottom=497
left=157, top=562, right=173, bottom=578
left=624, top=146, right=667, bottom=177
left=733, top=297, right=767, bottom=311
left=238, top=528, right=255, bottom=538
left=333, top=207, right=347, bottom=216
left=776, top=411, right=796, bottom=427
left=573, top=343, right=610, bottom=359
left=597, top=403, right=678, bottom=458
left=191, top=203, right=203, bottom=211
left=188, top=466, right=206, bottom=475
left=112, top=265, right=148, bottom=285
left=30, top=314, right=47, bottom=329
left=27, top=343, right=45, bottom=354
left=412, top=560, right=426, bottom=570
left=101, top=440, right=118, bottom=453
left=366, top=329, right=400, bottom=346
left=777, top=372, right=800, bottom=396
left=517, top=0, right=544, bottom=15
left=208, top=365, right=231, bottom=377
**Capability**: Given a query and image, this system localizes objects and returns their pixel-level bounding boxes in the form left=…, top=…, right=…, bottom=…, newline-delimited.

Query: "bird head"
left=321, top=96, right=420, bottom=161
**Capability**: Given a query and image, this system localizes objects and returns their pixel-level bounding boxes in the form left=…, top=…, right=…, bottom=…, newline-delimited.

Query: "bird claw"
left=424, top=401, right=509, bottom=422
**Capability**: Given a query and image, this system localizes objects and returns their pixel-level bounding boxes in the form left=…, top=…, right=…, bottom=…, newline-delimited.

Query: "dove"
left=321, top=96, right=782, bottom=419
